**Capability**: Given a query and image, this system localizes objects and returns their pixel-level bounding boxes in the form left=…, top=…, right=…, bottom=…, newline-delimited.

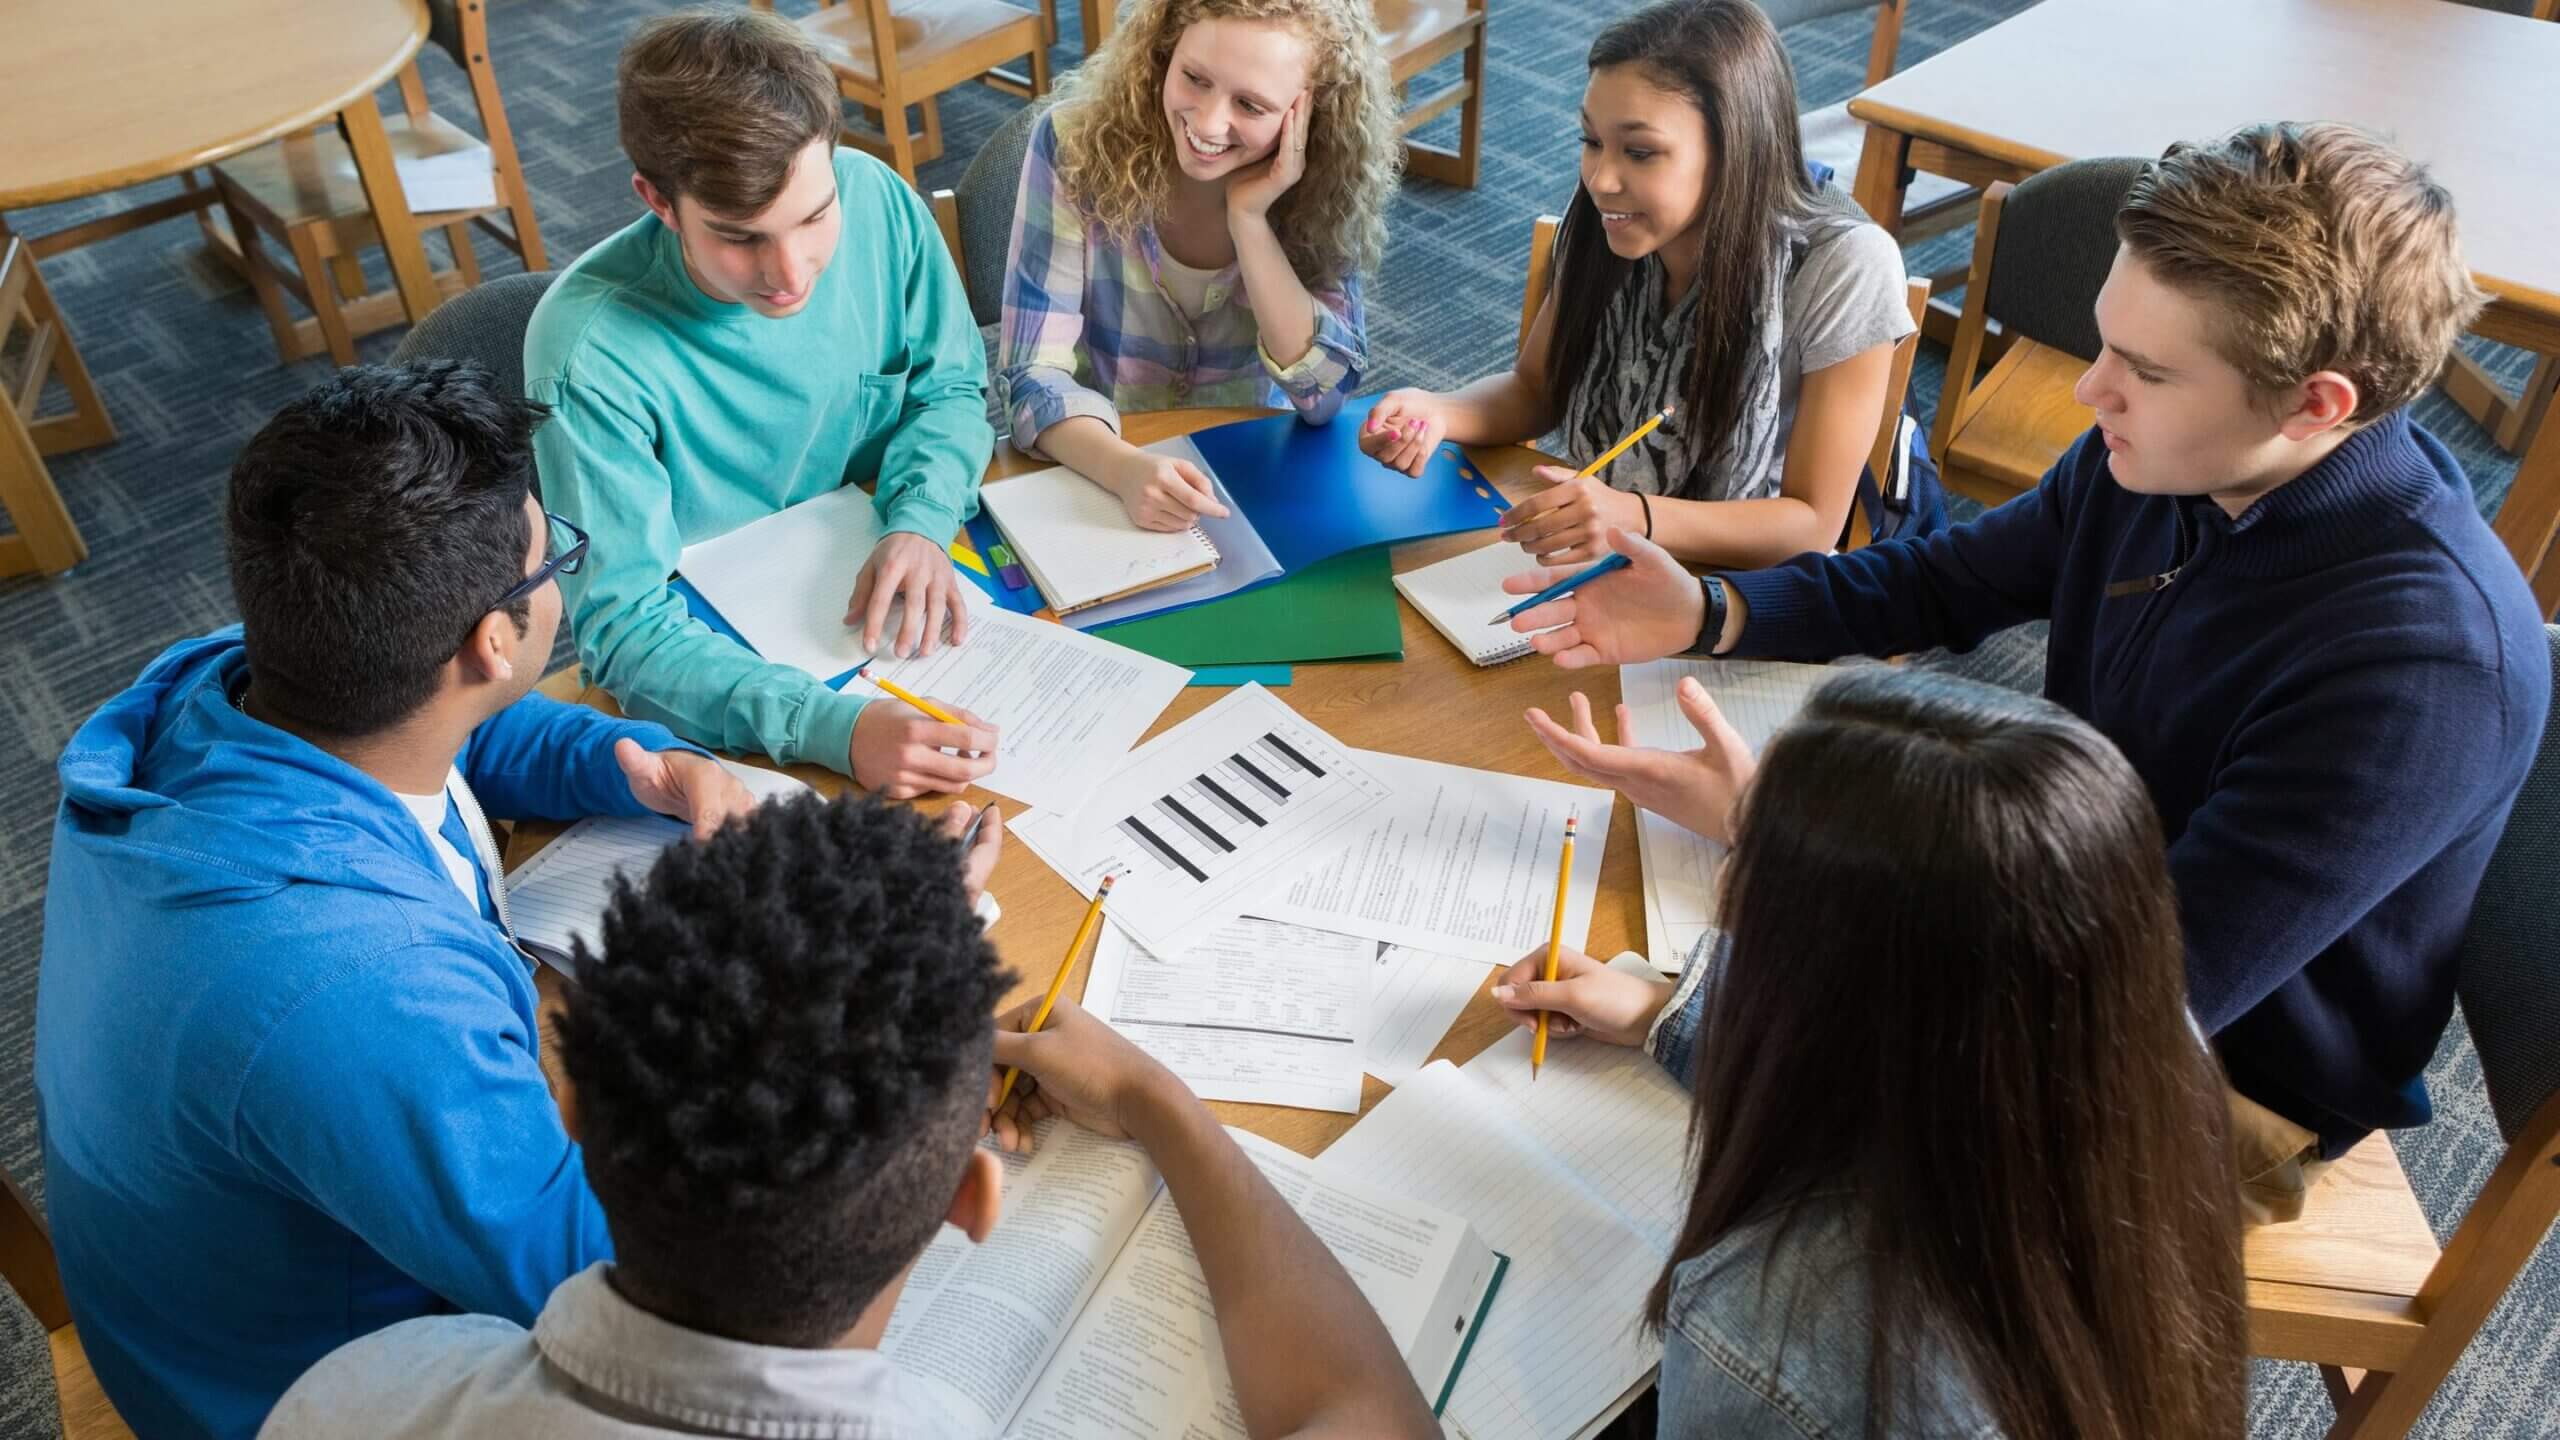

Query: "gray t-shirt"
left=1556, top=193, right=1915, bottom=502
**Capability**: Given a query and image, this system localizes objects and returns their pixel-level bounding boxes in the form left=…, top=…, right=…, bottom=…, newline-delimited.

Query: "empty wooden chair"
left=1377, top=0, right=1488, bottom=189
left=753, top=0, right=1050, bottom=188
left=1931, top=157, right=2142, bottom=508
left=211, top=0, right=545, bottom=367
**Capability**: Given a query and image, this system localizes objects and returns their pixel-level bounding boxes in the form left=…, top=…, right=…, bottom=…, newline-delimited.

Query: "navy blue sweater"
left=1717, top=412, right=2549, bottom=1154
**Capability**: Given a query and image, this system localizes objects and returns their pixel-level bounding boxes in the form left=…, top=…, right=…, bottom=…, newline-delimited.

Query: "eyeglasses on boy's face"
left=490, top=511, right=589, bottom=613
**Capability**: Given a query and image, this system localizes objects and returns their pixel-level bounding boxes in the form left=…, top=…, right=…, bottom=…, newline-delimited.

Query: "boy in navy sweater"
left=1489, top=122, right=2549, bottom=1224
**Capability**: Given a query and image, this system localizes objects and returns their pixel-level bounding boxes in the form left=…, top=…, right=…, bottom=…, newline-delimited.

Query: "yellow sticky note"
left=948, top=540, right=989, bottom=576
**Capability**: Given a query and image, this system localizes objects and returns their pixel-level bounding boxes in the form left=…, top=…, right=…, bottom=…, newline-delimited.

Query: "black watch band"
left=1699, top=575, right=1729, bottom=654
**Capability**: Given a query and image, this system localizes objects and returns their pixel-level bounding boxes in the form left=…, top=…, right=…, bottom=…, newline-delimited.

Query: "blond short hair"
left=617, top=8, right=839, bottom=217
left=2116, top=122, right=2486, bottom=425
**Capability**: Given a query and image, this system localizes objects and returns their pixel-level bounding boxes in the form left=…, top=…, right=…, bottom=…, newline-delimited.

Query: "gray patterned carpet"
left=1, top=1, right=2548, bottom=1434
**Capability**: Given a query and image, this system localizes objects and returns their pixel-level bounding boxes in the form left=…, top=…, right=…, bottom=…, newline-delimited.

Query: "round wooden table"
left=521, top=409, right=1645, bottom=1159
left=0, top=0, right=446, bottom=382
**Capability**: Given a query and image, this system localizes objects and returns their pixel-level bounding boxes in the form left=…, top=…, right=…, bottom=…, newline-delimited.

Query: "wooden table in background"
left=0, top=0, right=443, bottom=451
left=521, top=407, right=1643, bottom=1157
left=1846, top=0, right=2560, bottom=614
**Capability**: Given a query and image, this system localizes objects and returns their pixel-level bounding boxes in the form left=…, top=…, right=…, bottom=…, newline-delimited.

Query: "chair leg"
left=285, top=224, right=360, bottom=367
left=1030, top=37, right=1051, bottom=97
left=0, top=401, right=86, bottom=576
left=327, top=253, right=367, bottom=305
left=881, top=93, right=921, bottom=187
left=504, top=176, right=547, bottom=271
left=1449, top=20, right=1486, bottom=189
left=6, top=233, right=116, bottom=456
left=219, top=192, right=305, bottom=366
left=444, top=222, right=482, bottom=288
left=916, top=97, right=945, bottom=167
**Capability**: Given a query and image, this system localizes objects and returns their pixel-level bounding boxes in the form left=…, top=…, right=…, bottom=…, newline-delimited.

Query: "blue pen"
left=1489, top=551, right=1632, bottom=624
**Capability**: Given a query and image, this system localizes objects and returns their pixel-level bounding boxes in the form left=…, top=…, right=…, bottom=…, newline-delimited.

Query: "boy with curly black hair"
left=264, top=793, right=1437, bottom=1439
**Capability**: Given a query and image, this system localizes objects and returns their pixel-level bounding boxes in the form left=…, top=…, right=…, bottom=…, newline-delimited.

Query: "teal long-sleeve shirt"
left=527, top=148, right=993, bottom=773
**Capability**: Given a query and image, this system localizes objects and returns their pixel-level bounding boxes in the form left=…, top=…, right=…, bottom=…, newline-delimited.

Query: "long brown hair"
left=1646, top=668, right=2246, bottom=1439
left=1544, top=0, right=1816, bottom=477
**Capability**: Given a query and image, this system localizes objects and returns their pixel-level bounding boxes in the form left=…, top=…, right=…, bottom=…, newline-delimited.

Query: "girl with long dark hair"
left=1496, top=668, right=2247, bottom=1438
left=1358, top=0, right=1914, bottom=568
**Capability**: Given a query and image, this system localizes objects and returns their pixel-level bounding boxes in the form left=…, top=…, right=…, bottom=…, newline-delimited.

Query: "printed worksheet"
left=1081, top=917, right=1370, bottom=1113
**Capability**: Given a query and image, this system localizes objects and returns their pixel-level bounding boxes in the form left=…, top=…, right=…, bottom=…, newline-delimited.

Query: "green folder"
left=1091, top=545, right=1403, bottom=666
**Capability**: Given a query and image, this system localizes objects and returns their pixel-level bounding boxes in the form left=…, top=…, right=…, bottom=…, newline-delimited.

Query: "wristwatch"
left=1698, top=575, right=1729, bottom=655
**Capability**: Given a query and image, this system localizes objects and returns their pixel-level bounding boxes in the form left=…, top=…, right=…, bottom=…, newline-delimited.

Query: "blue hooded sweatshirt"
left=36, top=628, right=689, bottom=1440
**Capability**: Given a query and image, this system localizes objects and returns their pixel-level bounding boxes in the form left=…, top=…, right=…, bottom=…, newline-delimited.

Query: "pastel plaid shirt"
left=999, top=111, right=1367, bottom=455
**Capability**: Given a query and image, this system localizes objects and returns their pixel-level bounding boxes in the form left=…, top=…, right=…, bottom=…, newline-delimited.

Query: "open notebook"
left=878, top=1122, right=1506, bottom=1437
left=1393, top=542, right=1548, bottom=666
left=981, top=437, right=1227, bottom=614
left=1319, top=955, right=1693, bottom=1440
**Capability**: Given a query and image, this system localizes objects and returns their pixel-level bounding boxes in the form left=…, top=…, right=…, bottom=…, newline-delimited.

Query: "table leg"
left=1083, top=0, right=1113, bottom=53
left=339, top=91, right=442, bottom=327
left=1854, top=122, right=1914, bottom=240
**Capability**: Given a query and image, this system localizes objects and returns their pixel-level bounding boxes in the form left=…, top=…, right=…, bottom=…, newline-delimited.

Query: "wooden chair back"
left=750, top=0, right=1050, bottom=185
left=399, top=0, right=544, bottom=265
left=1518, top=213, right=1561, bottom=357
left=1759, top=0, right=1906, bottom=90
left=2494, top=412, right=2560, bottom=618
left=2, top=1167, right=68, bottom=1333
left=1377, top=0, right=1490, bottom=188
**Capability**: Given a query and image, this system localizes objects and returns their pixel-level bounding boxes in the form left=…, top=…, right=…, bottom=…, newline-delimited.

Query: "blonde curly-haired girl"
left=998, top=0, right=1401, bottom=531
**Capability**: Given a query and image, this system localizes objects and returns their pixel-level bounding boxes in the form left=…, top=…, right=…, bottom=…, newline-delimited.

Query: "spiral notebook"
left=980, top=438, right=1224, bottom=614
left=1393, top=542, right=1546, bottom=666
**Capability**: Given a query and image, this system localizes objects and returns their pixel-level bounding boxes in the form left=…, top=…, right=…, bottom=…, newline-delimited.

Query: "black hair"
left=225, top=360, right=549, bottom=738
left=1546, top=0, right=1817, bottom=497
left=556, top=792, right=1016, bottom=1347
left=1648, top=667, right=2245, bottom=1439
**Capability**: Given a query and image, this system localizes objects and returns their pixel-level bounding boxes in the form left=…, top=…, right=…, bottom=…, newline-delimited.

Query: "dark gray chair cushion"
left=388, top=270, right=560, bottom=400
left=953, top=99, right=1054, bottom=327
left=1979, top=156, right=2147, bottom=362
left=2455, top=625, right=2560, bottom=1142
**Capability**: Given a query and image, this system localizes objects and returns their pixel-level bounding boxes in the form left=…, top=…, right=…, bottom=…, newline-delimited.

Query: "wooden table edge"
left=0, top=0, right=432, bottom=211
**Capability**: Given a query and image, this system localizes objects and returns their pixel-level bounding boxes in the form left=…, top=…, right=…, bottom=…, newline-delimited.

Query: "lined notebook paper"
left=1319, top=955, right=1691, bottom=1440
left=981, top=438, right=1224, bottom=614
left=1623, top=659, right=1845, bottom=972
left=1392, top=543, right=1548, bottom=667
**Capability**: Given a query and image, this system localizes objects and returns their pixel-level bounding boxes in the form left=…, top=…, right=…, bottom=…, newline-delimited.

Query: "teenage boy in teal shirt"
left=529, top=8, right=998, bottom=796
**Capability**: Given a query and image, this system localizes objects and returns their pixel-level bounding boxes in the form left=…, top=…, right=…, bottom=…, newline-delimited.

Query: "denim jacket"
left=1643, top=940, right=2002, bottom=1439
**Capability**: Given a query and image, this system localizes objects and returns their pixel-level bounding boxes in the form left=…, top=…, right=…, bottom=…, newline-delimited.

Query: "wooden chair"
left=3, top=1170, right=134, bottom=1439
left=1516, top=215, right=1929, bottom=550
left=0, top=236, right=99, bottom=578
left=1377, top=0, right=1488, bottom=189
left=2495, top=397, right=2560, bottom=619
left=208, top=0, right=543, bottom=367
left=1771, top=1, right=1970, bottom=238
left=2245, top=624, right=2560, bottom=1438
left=750, top=0, right=1050, bottom=188
left=1931, top=157, right=2144, bottom=509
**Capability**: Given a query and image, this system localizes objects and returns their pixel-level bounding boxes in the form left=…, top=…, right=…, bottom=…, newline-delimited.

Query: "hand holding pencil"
left=1500, top=405, right=1673, bottom=565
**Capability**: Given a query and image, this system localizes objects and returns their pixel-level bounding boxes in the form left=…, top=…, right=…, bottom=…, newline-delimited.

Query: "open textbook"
left=1319, top=956, right=1692, bottom=1440
left=1621, top=658, right=1844, bottom=973
left=502, top=760, right=811, bottom=971
left=878, top=1121, right=1506, bottom=1437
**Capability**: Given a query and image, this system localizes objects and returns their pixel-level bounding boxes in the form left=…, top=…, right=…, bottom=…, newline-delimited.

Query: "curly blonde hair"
left=1048, top=0, right=1401, bottom=286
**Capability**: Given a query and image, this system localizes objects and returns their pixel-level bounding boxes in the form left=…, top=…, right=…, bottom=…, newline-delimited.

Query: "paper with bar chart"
left=1007, top=685, right=1391, bottom=958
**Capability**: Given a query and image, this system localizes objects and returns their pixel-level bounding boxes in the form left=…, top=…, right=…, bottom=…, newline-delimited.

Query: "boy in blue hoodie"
left=34, top=362, right=763, bottom=1440
left=1487, top=123, right=2551, bottom=1226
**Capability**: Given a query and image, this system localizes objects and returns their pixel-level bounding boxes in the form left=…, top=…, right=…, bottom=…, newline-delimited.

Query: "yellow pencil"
left=1532, top=815, right=1577, bottom=1080
left=860, top=667, right=960, bottom=725
left=995, top=873, right=1115, bottom=1110
left=1573, top=404, right=1676, bottom=481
